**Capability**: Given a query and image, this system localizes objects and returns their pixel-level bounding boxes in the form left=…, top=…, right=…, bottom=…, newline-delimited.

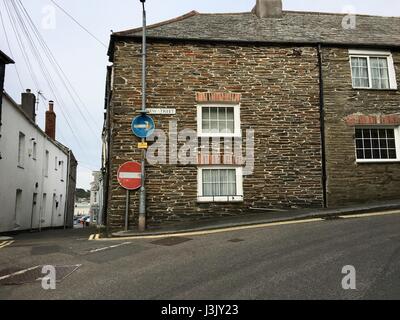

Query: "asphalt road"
left=0, top=212, right=399, bottom=300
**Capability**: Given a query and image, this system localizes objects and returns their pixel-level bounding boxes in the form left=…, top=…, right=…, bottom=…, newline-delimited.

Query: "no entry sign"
left=117, top=161, right=142, bottom=190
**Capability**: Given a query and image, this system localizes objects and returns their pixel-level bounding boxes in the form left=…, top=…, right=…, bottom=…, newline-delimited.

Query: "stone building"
left=103, top=0, right=400, bottom=230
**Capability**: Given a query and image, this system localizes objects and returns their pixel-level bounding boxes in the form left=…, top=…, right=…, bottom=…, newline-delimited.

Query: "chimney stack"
left=21, top=89, right=36, bottom=122
left=45, top=100, right=56, bottom=140
left=252, top=0, right=283, bottom=18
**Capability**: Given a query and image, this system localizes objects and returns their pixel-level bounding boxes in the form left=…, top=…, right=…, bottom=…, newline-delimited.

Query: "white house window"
left=355, top=127, right=400, bottom=162
left=55, top=156, right=58, bottom=171
left=197, top=167, right=243, bottom=202
left=349, top=50, right=397, bottom=90
left=60, top=161, right=64, bottom=181
left=197, top=104, right=241, bottom=137
left=32, top=141, right=37, bottom=160
left=18, top=132, right=25, bottom=168
left=45, top=150, right=49, bottom=177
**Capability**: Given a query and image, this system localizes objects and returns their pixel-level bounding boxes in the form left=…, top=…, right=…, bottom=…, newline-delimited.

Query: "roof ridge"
left=114, top=10, right=199, bottom=36
left=283, top=9, right=400, bottom=18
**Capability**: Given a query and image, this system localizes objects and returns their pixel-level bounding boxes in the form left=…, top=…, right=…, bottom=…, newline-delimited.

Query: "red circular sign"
left=117, top=161, right=142, bottom=190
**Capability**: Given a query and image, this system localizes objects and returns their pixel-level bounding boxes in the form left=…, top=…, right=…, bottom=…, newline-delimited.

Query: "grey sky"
left=1, top=0, right=399, bottom=189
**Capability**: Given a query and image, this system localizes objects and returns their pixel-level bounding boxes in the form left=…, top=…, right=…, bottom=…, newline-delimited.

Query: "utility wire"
left=50, top=0, right=107, bottom=48
left=2, top=0, right=40, bottom=91
left=6, top=0, right=88, bottom=158
left=16, top=0, right=99, bottom=137
left=0, top=4, right=24, bottom=91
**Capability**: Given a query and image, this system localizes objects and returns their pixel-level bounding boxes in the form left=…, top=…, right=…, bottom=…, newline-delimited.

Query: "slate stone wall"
left=322, top=47, right=400, bottom=206
left=107, top=40, right=324, bottom=230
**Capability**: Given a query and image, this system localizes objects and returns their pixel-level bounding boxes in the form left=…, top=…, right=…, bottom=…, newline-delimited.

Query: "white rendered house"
left=0, top=90, right=77, bottom=233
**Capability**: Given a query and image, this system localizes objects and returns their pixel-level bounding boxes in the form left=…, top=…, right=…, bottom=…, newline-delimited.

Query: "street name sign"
left=117, top=161, right=142, bottom=190
left=147, top=108, right=176, bottom=115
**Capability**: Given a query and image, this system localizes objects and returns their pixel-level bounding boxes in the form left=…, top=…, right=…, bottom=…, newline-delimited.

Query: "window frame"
left=197, top=103, right=241, bottom=138
left=349, top=49, right=397, bottom=90
left=197, top=166, right=244, bottom=202
left=355, top=126, right=400, bottom=163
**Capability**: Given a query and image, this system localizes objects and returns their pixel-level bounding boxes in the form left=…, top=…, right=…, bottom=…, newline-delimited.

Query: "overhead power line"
left=16, top=0, right=99, bottom=137
left=0, top=5, right=24, bottom=91
left=3, top=0, right=88, bottom=158
left=50, top=0, right=108, bottom=48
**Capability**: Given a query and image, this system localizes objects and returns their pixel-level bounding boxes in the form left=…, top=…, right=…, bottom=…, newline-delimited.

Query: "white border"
left=197, top=166, right=244, bottom=202
left=197, top=103, right=241, bottom=138
left=349, top=49, right=397, bottom=90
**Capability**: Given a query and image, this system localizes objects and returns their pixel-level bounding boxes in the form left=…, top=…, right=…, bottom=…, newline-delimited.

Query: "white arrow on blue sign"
left=131, top=114, right=155, bottom=139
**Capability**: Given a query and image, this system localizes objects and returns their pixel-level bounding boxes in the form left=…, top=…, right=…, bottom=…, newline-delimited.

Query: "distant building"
left=89, top=171, right=104, bottom=225
left=0, top=89, right=77, bottom=233
left=74, top=201, right=90, bottom=216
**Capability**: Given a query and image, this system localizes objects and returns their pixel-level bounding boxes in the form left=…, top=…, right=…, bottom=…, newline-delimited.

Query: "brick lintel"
left=195, top=92, right=241, bottom=103
left=344, top=113, right=400, bottom=126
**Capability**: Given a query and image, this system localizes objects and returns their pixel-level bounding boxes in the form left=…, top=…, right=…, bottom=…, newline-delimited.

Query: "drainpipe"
left=63, top=149, right=71, bottom=229
left=317, top=44, right=328, bottom=208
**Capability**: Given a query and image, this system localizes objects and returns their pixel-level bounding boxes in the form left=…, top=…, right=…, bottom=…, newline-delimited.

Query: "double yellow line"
left=89, top=234, right=100, bottom=240
left=0, top=240, right=15, bottom=249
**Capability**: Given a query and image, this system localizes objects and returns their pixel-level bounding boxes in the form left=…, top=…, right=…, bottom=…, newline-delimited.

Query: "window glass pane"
left=210, top=108, right=218, bottom=121
left=202, top=169, right=237, bottom=197
left=226, top=108, right=234, bottom=121
left=355, top=139, right=363, bottom=149
left=210, top=120, right=218, bottom=131
left=363, top=139, right=371, bottom=149
left=227, top=121, right=235, bottom=133
left=370, top=57, right=390, bottom=89
left=351, top=57, right=369, bottom=88
left=389, top=150, right=397, bottom=159
left=388, top=139, right=396, bottom=149
left=363, top=129, right=371, bottom=138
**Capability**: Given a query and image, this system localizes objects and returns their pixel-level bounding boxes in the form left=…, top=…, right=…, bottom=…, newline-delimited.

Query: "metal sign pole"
left=138, top=0, right=147, bottom=231
left=125, top=189, right=130, bottom=231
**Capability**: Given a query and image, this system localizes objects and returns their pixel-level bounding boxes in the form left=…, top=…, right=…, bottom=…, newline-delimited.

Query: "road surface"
left=0, top=212, right=399, bottom=299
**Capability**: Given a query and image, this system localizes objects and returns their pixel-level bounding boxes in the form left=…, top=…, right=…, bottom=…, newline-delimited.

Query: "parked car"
left=79, top=215, right=90, bottom=226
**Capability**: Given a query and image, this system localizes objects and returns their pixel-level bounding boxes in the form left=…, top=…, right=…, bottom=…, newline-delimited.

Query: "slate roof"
left=0, top=50, right=14, bottom=64
left=111, top=10, right=400, bottom=50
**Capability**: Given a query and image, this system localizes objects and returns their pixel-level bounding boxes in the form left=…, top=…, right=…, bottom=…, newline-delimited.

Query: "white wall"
left=0, top=95, right=69, bottom=233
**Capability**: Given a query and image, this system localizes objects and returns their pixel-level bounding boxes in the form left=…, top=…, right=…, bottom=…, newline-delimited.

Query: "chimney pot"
left=253, top=0, right=283, bottom=18
left=45, top=100, right=56, bottom=140
left=21, top=89, right=36, bottom=122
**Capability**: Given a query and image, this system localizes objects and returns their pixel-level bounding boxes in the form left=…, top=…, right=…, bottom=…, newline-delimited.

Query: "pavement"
left=111, top=199, right=400, bottom=238
left=0, top=209, right=399, bottom=299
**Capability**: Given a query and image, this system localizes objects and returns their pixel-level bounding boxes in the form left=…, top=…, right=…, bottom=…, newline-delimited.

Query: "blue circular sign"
left=131, top=114, right=155, bottom=139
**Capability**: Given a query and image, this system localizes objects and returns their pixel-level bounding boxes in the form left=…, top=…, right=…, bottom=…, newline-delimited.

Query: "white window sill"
left=352, top=86, right=397, bottom=91
left=356, top=159, right=400, bottom=164
left=197, top=133, right=242, bottom=138
left=197, top=195, right=243, bottom=203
